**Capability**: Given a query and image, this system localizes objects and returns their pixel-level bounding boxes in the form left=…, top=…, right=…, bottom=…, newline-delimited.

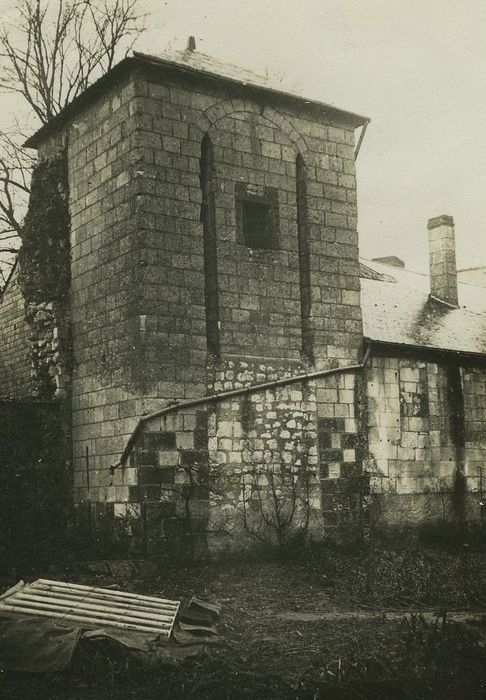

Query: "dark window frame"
left=235, top=182, right=279, bottom=250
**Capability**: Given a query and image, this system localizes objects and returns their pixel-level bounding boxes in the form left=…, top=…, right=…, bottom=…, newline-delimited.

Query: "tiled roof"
left=359, top=259, right=486, bottom=356
left=458, top=266, right=486, bottom=288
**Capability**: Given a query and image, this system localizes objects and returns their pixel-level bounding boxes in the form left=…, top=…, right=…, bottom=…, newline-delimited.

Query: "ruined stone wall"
left=23, top=300, right=71, bottom=399
left=15, top=151, right=72, bottom=400
left=366, top=354, right=486, bottom=525
left=0, top=151, right=72, bottom=402
left=0, top=265, right=33, bottom=398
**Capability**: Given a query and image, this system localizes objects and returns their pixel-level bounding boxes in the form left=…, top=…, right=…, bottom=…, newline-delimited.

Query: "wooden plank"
left=1, top=597, right=172, bottom=629
left=0, top=580, right=25, bottom=601
left=0, top=604, right=171, bottom=635
left=31, top=584, right=178, bottom=613
left=13, top=592, right=175, bottom=624
left=20, top=587, right=177, bottom=614
left=35, top=579, right=179, bottom=607
left=33, top=579, right=179, bottom=606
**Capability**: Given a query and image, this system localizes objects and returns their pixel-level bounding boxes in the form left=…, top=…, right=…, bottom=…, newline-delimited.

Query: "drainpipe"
left=111, top=348, right=372, bottom=471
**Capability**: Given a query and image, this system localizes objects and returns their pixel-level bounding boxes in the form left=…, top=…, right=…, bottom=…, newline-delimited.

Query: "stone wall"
left=37, top=72, right=149, bottom=510
left=23, top=299, right=71, bottom=399
left=109, top=363, right=364, bottom=557
left=366, top=353, right=486, bottom=525
left=463, top=367, right=486, bottom=489
left=128, top=69, right=363, bottom=552
left=34, top=62, right=364, bottom=549
left=0, top=265, right=33, bottom=398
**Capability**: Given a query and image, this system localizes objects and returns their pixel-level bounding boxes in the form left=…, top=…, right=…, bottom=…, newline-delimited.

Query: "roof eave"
left=364, top=337, right=486, bottom=363
left=134, top=50, right=369, bottom=128
left=25, top=52, right=369, bottom=149
left=24, top=56, right=135, bottom=148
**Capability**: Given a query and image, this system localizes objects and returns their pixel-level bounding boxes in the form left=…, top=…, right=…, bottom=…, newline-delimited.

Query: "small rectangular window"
left=236, top=183, right=279, bottom=250
left=242, top=200, right=273, bottom=249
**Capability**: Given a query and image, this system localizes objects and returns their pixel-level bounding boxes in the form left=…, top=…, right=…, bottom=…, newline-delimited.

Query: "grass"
left=2, top=539, right=486, bottom=699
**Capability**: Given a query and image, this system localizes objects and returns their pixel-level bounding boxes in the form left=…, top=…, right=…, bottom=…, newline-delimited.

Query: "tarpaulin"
left=0, top=613, right=83, bottom=672
left=0, top=590, right=222, bottom=673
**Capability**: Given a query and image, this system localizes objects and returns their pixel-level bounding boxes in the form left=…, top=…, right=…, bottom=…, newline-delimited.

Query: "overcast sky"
left=2, top=0, right=485, bottom=272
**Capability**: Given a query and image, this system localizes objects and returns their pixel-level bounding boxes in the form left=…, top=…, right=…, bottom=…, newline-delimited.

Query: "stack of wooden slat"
left=0, top=578, right=180, bottom=638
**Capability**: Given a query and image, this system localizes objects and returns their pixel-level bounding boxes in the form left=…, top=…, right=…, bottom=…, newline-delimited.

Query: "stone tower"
left=24, top=48, right=368, bottom=553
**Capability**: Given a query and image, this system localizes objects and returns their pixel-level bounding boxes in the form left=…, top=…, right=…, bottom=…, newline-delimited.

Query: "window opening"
left=235, top=182, right=279, bottom=250
left=242, top=200, right=273, bottom=249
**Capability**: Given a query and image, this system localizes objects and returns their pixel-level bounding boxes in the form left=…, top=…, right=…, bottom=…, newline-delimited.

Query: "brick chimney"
left=427, top=215, right=458, bottom=306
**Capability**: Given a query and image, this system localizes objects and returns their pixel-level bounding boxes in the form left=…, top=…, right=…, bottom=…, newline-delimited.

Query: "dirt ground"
left=2, top=542, right=486, bottom=699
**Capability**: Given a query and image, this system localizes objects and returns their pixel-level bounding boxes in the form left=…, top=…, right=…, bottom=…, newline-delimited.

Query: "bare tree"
left=0, top=129, right=35, bottom=285
left=0, top=0, right=145, bottom=286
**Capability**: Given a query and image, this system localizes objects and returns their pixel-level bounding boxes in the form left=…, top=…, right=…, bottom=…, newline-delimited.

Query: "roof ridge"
left=136, top=48, right=271, bottom=82
left=359, top=257, right=428, bottom=278
left=361, top=256, right=486, bottom=292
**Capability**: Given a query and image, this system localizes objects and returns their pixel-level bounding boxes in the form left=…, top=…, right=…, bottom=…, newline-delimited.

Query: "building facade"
left=1, top=49, right=485, bottom=554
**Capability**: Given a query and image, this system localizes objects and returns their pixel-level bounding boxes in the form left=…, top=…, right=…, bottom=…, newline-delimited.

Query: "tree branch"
left=0, top=0, right=145, bottom=126
left=0, top=0, right=146, bottom=283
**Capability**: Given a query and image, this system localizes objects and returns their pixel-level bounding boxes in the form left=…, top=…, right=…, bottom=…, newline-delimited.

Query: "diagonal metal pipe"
left=111, top=346, right=372, bottom=471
